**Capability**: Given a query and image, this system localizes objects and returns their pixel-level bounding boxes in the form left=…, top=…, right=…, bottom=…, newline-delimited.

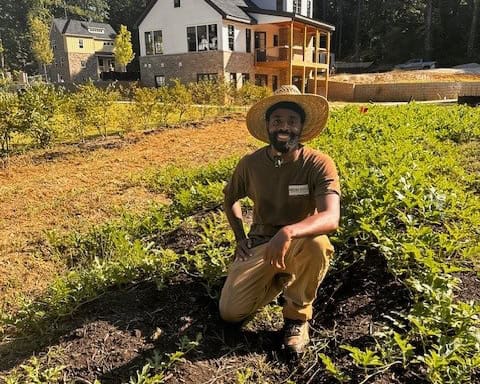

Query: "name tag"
left=289, top=184, right=309, bottom=196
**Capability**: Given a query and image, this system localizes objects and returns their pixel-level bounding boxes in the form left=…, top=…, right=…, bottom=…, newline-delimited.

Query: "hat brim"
left=246, top=93, right=329, bottom=143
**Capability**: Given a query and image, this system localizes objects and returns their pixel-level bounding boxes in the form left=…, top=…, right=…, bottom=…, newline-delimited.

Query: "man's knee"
left=219, top=294, right=247, bottom=323
left=303, top=235, right=334, bottom=257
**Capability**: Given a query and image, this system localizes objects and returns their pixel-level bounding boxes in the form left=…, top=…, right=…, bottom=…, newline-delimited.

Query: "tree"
left=114, top=24, right=135, bottom=72
left=467, top=0, right=480, bottom=58
left=28, top=15, right=54, bottom=78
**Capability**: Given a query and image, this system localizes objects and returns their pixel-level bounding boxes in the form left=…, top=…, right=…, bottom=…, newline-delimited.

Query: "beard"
left=268, top=130, right=301, bottom=153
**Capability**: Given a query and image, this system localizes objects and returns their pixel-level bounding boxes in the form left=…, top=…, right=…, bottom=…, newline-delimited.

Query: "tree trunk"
left=424, top=0, right=434, bottom=60
left=353, top=0, right=362, bottom=61
left=336, top=0, right=344, bottom=58
left=467, top=0, right=480, bottom=57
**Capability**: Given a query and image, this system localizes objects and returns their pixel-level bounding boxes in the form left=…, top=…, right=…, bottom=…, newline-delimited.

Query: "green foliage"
left=170, top=79, right=192, bottom=122
left=319, top=353, right=351, bottom=382
left=28, top=15, right=53, bottom=71
left=17, top=83, right=62, bottom=147
left=0, top=91, right=20, bottom=156
left=114, top=24, right=135, bottom=71
left=234, top=81, right=273, bottom=106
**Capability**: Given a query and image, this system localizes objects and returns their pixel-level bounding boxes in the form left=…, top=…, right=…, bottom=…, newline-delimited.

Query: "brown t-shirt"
left=224, top=146, right=340, bottom=238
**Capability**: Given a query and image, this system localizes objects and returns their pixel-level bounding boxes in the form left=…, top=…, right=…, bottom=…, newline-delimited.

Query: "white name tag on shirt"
left=289, top=184, right=309, bottom=196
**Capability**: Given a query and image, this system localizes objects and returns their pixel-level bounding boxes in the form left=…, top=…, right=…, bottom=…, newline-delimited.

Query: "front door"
left=254, top=32, right=266, bottom=62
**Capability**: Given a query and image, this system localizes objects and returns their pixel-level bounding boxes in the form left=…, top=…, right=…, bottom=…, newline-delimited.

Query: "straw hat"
left=246, top=85, right=329, bottom=143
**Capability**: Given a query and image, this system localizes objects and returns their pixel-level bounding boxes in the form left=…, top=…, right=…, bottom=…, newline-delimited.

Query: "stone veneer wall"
left=140, top=51, right=283, bottom=89
left=328, top=81, right=480, bottom=102
left=68, top=52, right=99, bottom=82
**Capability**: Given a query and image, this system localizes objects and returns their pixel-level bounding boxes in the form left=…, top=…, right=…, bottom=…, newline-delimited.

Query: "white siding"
left=138, top=0, right=222, bottom=55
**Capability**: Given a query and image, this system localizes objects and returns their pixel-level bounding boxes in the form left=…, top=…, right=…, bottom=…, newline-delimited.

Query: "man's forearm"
left=224, top=200, right=247, bottom=241
left=282, top=211, right=339, bottom=240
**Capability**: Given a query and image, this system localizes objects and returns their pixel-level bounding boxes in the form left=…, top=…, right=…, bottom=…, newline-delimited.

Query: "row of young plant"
left=0, top=79, right=271, bottom=157
left=1, top=104, right=479, bottom=383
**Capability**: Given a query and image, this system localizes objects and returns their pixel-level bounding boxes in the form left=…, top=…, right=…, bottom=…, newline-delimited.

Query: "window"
left=276, top=0, right=283, bottom=11
left=154, top=30, right=163, bottom=54
left=88, top=27, right=105, bottom=34
left=78, top=39, right=84, bottom=49
left=241, top=73, right=250, bottom=84
left=229, top=73, right=237, bottom=88
left=255, top=74, right=268, bottom=86
left=272, top=75, right=278, bottom=91
left=273, top=35, right=279, bottom=47
left=80, top=60, right=87, bottom=68
left=293, top=0, right=301, bottom=14
left=307, top=0, right=312, bottom=17
left=197, top=25, right=208, bottom=51
left=228, top=25, right=234, bottom=51
left=155, top=75, right=165, bottom=87
left=145, top=31, right=162, bottom=55
left=197, top=73, right=218, bottom=82
left=246, top=29, right=251, bottom=53
left=174, top=0, right=180, bottom=7
left=99, top=58, right=104, bottom=67
left=60, top=58, right=65, bottom=67
left=187, top=24, right=218, bottom=52
left=52, top=39, right=57, bottom=50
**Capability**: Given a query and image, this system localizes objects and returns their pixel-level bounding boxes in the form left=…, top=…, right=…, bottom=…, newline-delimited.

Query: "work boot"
left=283, top=319, right=310, bottom=354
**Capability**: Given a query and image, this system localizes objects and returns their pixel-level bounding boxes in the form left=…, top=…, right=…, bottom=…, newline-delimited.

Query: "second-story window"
left=273, top=35, right=279, bottom=47
left=307, top=0, right=312, bottom=17
left=228, top=25, right=234, bottom=51
left=174, top=0, right=180, bottom=7
left=187, top=24, right=218, bottom=52
left=78, top=39, right=84, bottom=49
left=144, top=30, right=163, bottom=55
left=293, top=0, right=302, bottom=14
left=276, top=0, right=283, bottom=11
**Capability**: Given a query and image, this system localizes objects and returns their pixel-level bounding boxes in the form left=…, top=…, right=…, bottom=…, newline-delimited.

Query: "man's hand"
left=263, top=227, right=293, bottom=270
left=234, top=238, right=253, bottom=261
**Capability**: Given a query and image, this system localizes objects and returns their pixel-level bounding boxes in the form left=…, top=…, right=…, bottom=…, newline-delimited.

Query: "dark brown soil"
left=0, top=228, right=421, bottom=384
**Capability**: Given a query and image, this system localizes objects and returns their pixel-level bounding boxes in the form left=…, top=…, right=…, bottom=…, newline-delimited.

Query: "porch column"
left=288, top=21, right=294, bottom=85
left=326, top=32, right=331, bottom=98
left=314, top=29, right=319, bottom=95
left=302, top=25, right=307, bottom=93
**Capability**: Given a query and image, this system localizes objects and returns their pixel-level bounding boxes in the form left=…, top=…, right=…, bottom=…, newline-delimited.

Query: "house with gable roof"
left=136, top=0, right=335, bottom=95
left=48, top=18, right=117, bottom=83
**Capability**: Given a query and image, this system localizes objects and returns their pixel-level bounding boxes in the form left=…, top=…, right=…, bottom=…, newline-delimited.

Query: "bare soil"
left=0, top=116, right=257, bottom=308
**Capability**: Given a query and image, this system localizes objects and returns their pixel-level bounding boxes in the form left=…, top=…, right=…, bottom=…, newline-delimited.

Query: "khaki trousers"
left=219, top=235, right=333, bottom=323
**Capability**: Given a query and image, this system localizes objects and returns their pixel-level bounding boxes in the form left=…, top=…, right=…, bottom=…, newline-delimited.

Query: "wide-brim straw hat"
left=246, top=85, right=329, bottom=143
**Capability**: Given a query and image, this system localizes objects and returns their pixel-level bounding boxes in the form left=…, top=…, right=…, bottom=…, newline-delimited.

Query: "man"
left=219, top=85, right=340, bottom=354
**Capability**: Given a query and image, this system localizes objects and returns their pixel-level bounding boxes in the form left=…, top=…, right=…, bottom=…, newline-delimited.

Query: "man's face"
left=267, top=108, right=303, bottom=153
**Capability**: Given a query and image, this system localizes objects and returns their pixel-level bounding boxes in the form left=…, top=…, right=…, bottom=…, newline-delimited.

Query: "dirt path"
left=0, top=116, right=257, bottom=307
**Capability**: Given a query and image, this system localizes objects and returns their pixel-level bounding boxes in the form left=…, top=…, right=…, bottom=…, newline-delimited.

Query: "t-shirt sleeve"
left=223, top=157, right=248, bottom=202
left=312, top=154, right=341, bottom=197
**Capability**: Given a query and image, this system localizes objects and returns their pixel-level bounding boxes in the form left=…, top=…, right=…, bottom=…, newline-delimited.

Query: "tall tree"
left=424, top=0, right=434, bottom=60
left=467, top=0, right=480, bottom=58
left=353, top=0, right=362, bottom=60
left=28, top=15, right=54, bottom=78
left=114, top=24, right=135, bottom=72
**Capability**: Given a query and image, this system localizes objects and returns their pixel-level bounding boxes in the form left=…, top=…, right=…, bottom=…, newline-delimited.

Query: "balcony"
left=254, top=45, right=330, bottom=70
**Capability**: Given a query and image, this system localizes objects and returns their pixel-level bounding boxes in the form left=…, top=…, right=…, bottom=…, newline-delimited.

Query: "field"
left=0, top=102, right=479, bottom=384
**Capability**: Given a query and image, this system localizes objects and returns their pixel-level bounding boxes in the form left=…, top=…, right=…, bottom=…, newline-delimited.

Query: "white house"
left=135, top=0, right=335, bottom=95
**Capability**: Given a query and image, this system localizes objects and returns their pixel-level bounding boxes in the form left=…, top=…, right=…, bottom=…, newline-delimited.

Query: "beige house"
left=136, top=0, right=335, bottom=96
left=48, top=19, right=117, bottom=83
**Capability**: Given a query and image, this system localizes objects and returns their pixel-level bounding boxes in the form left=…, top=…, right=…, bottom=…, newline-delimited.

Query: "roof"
left=205, top=0, right=256, bottom=22
left=135, top=0, right=334, bottom=30
left=52, top=18, right=116, bottom=39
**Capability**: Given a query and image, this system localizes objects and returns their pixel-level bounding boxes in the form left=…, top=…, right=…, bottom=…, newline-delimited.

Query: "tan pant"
left=219, top=235, right=333, bottom=323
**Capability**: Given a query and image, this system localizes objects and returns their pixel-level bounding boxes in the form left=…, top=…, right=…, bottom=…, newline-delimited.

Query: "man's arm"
left=263, top=193, right=340, bottom=269
left=224, top=198, right=252, bottom=261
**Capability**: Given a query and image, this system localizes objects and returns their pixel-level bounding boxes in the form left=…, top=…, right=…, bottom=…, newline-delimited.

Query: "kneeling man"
left=220, top=85, right=341, bottom=354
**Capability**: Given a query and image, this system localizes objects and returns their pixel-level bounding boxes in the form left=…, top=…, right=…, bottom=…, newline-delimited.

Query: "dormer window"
left=88, top=27, right=105, bottom=34
left=174, top=0, right=180, bottom=7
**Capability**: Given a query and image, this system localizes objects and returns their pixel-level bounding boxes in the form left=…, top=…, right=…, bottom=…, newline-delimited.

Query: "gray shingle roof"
left=53, top=18, right=116, bottom=39
left=205, top=0, right=256, bottom=22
